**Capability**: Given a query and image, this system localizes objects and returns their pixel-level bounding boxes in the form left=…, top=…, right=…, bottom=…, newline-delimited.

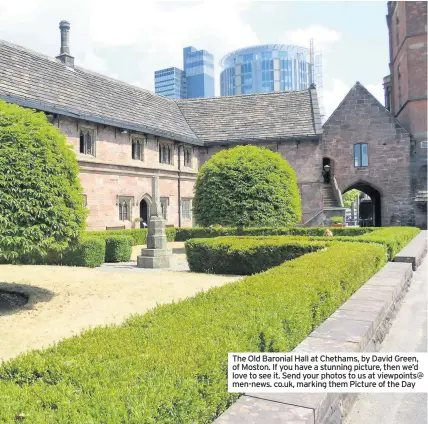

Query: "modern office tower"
left=154, top=47, right=214, bottom=99
left=220, top=44, right=323, bottom=95
left=183, top=46, right=215, bottom=98
left=154, top=67, right=186, bottom=99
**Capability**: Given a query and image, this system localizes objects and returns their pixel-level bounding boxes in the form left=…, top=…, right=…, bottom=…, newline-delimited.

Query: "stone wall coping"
left=213, top=254, right=420, bottom=423
left=393, top=230, right=427, bottom=270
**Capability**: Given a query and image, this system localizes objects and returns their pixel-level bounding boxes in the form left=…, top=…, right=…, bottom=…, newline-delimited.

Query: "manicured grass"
left=0, top=241, right=387, bottom=423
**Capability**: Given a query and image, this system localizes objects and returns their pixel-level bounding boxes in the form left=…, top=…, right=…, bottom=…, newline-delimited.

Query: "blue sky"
left=0, top=1, right=390, bottom=120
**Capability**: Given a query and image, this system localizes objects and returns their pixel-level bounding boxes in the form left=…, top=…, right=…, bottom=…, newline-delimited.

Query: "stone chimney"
left=56, top=20, right=74, bottom=68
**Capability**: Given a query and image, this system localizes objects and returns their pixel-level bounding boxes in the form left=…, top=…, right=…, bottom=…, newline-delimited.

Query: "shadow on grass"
left=0, top=282, right=55, bottom=317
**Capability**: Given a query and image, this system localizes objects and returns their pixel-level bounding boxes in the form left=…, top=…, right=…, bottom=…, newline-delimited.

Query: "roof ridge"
left=175, top=88, right=310, bottom=103
left=0, top=38, right=177, bottom=103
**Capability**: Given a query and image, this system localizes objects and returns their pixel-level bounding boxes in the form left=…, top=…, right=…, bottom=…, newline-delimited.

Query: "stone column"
left=137, top=176, right=172, bottom=268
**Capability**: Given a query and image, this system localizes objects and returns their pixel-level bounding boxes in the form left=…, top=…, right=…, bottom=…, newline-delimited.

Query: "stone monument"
left=137, top=176, right=172, bottom=268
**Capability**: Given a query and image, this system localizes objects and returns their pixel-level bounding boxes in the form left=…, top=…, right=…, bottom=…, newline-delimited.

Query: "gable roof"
left=323, top=81, right=410, bottom=134
left=0, top=39, right=323, bottom=146
left=176, top=88, right=322, bottom=145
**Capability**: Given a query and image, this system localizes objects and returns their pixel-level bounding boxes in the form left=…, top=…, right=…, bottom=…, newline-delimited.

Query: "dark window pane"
left=80, top=133, right=85, bottom=153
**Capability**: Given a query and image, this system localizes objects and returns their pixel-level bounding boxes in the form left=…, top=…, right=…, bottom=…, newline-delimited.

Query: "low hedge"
left=56, top=237, right=106, bottom=268
left=175, top=226, right=375, bottom=241
left=0, top=242, right=386, bottom=423
left=85, top=227, right=176, bottom=245
left=105, top=236, right=133, bottom=262
left=185, top=236, right=326, bottom=274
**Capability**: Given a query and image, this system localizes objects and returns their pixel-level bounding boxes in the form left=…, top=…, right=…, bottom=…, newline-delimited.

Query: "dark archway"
left=343, top=182, right=382, bottom=227
left=322, top=157, right=334, bottom=183
left=140, top=199, right=148, bottom=228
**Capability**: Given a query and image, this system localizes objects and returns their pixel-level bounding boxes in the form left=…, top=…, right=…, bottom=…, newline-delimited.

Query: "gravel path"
left=0, top=245, right=241, bottom=362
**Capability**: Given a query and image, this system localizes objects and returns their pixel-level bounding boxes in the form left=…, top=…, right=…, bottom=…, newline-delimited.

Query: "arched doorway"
left=322, top=157, right=333, bottom=183
left=343, top=182, right=382, bottom=227
left=140, top=199, right=149, bottom=228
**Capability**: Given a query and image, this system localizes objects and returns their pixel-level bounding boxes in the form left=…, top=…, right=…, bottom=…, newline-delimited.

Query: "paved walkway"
left=0, top=249, right=241, bottom=362
left=345, top=257, right=427, bottom=424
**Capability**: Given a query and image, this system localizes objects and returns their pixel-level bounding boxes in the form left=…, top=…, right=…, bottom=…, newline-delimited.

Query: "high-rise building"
left=183, top=46, right=215, bottom=98
left=154, top=67, right=186, bottom=99
left=220, top=45, right=323, bottom=95
left=154, top=46, right=214, bottom=99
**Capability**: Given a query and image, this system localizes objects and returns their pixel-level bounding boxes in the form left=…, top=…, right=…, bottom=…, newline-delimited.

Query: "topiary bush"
left=0, top=101, right=88, bottom=263
left=85, top=227, right=176, bottom=245
left=105, top=236, right=133, bottom=262
left=193, top=145, right=301, bottom=227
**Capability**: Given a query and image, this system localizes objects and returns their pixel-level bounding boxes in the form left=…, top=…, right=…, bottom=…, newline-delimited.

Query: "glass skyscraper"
left=220, top=44, right=322, bottom=97
left=154, top=67, right=186, bottom=99
left=154, top=46, right=214, bottom=99
left=183, top=46, right=215, bottom=98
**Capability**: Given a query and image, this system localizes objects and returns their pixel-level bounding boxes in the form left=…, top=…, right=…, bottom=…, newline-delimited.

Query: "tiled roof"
left=0, top=40, right=200, bottom=144
left=0, top=39, right=322, bottom=146
left=176, top=89, right=322, bottom=145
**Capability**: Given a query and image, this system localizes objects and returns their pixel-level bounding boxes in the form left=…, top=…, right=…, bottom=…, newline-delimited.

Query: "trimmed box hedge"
left=0, top=241, right=386, bottom=423
left=56, top=237, right=106, bottom=268
left=185, top=236, right=326, bottom=274
left=104, top=236, right=133, bottom=262
left=85, top=227, right=176, bottom=245
left=175, top=226, right=376, bottom=241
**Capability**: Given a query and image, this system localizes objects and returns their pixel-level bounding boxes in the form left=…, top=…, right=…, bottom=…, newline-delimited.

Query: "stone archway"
left=343, top=181, right=382, bottom=227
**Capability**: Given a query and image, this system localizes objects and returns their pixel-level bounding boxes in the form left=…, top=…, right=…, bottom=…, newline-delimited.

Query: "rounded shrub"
left=0, top=101, right=88, bottom=263
left=105, top=236, right=133, bottom=262
left=193, top=145, right=301, bottom=227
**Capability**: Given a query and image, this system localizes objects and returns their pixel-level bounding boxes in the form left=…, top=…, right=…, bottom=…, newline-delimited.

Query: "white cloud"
left=322, top=79, right=350, bottom=121
left=0, top=0, right=259, bottom=96
left=283, top=25, right=341, bottom=52
left=365, top=82, right=384, bottom=105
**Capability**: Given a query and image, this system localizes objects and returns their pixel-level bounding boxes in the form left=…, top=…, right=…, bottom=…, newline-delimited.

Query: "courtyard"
left=0, top=243, right=240, bottom=362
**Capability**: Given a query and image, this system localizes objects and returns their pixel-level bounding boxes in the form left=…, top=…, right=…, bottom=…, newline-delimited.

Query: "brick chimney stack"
left=56, top=20, right=74, bottom=68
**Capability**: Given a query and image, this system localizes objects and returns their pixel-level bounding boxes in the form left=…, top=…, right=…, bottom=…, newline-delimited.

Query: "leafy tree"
left=343, top=189, right=361, bottom=208
left=0, top=101, right=88, bottom=262
left=193, top=145, right=301, bottom=227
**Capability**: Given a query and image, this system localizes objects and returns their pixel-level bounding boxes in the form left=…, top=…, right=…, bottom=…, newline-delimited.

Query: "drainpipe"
left=177, top=144, right=182, bottom=228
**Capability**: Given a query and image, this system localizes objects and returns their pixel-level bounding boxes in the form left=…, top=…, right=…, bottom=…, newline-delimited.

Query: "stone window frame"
left=117, top=195, right=134, bottom=221
left=184, top=147, right=192, bottom=168
left=160, top=197, right=169, bottom=220
left=353, top=143, right=369, bottom=168
left=79, top=126, right=96, bottom=156
left=82, top=194, right=87, bottom=207
left=181, top=198, right=192, bottom=221
left=132, top=136, right=145, bottom=161
left=158, top=140, right=174, bottom=165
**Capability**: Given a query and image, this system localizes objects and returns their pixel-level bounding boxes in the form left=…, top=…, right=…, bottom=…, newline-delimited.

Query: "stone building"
left=0, top=18, right=422, bottom=230
left=384, top=1, right=427, bottom=228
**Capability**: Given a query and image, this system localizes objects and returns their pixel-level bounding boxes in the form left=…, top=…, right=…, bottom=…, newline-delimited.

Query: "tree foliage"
left=343, top=189, right=361, bottom=208
left=193, top=145, right=301, bottom=227
left=0, top=101, right=88, bottom=262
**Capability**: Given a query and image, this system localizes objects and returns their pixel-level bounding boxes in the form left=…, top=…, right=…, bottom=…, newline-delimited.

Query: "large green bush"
left=186, top=236, right=326, bottom=274
left=105, top=236, right=133, bottom=262
left=0, top=101, right=88, bottom=262
left=193, top=145, right=301, bottom=227
left=0, top=242, right=386, bottom=423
